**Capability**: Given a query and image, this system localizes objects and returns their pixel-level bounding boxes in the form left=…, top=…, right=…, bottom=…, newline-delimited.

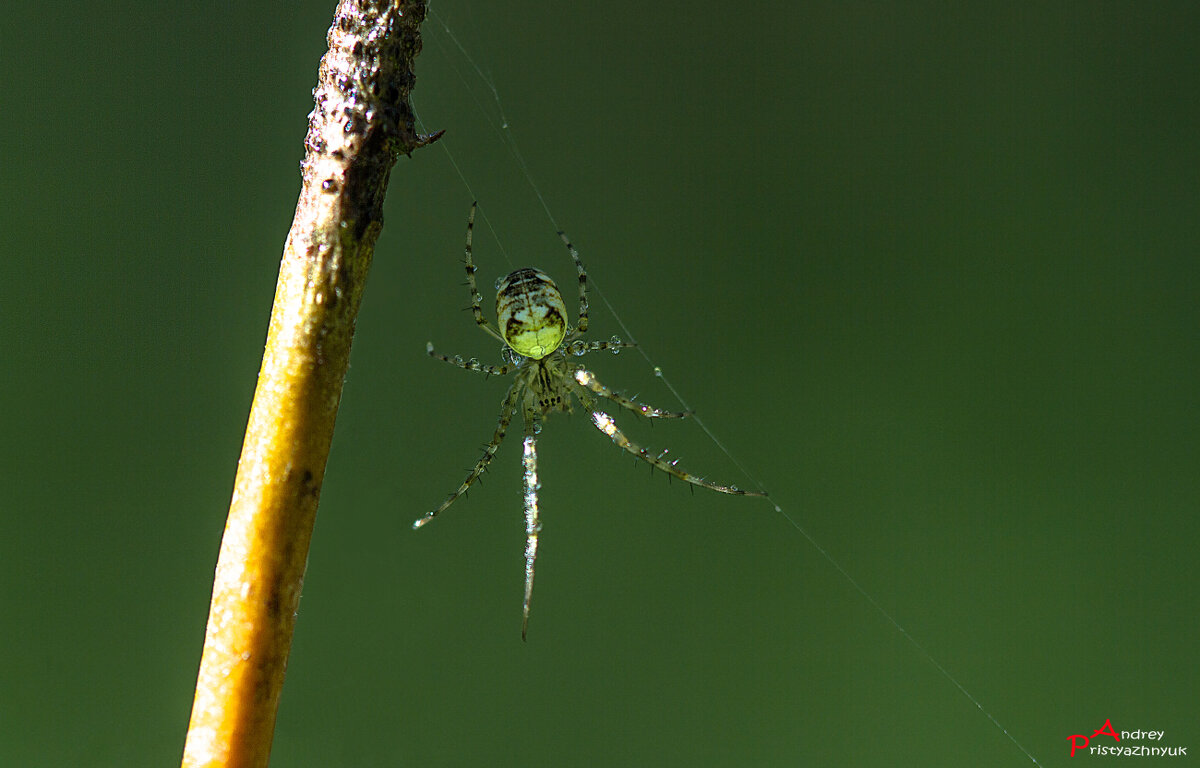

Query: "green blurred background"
left=2, top=2, right=1197, bottom=766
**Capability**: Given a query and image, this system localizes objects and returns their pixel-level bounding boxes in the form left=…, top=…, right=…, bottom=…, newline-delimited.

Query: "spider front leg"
left=585, top=408, right=768, bottom=497
left=520, top=407, right=542, bottom=640
left=413, top=378, right=523, bottom=529
left=573, top=367, right=690, bottom=419
left=427, top=341, right=514, bottom=376
left=463, top=202, right=506, bottom=345
left=464, top=202, right=488, bottom=330
left=557, top=229, right=589, bottom=333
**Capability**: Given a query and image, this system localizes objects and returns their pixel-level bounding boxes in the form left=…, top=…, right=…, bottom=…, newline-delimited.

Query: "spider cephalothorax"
left=417, top=202, right=765, bottom=638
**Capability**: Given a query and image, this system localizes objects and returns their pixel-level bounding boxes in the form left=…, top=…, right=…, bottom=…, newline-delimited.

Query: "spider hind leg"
left=573, top=367, right=689, bottom=419
left=413, top=378, right=523, bottom=529
left=585, top=408, right=767, bottom=497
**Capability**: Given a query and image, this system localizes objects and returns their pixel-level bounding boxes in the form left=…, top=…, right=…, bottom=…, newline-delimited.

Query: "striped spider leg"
left=415, top=202, right=766, bottom=639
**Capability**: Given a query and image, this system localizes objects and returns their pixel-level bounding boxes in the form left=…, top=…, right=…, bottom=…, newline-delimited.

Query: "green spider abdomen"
left=496, top=268, right=567, bottom=359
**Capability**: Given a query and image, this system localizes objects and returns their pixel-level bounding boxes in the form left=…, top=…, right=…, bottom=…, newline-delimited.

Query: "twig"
left=181, top=3, right=439, bottom=766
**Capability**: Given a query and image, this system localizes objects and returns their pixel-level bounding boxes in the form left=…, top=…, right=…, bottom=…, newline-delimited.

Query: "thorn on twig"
left=413, top=129, right=446, bottom=149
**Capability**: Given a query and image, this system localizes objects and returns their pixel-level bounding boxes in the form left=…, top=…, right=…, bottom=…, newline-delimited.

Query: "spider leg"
left=566, top=339, right=639, bottom=356
left=556, top=228, right=589, bottom=333
left=520, top=407, right=542, bottom=641
left=463, top=202, right=506, bottom=344
left=584, top=408, right=768, bottom=497
left=427, top=342, right=513, bottom=376
left=573, top=368, right=690, bottom=419
left=413, top=377, right=523, bottom=529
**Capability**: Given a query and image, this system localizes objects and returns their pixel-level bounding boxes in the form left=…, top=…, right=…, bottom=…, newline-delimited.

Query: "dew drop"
left=467, top=357, right=479, bottom=367
left=453, top=355, right=463, bottom=365
left=569, top=340, right=587, bottom=356
left=494, top=276, right=505, bottom=290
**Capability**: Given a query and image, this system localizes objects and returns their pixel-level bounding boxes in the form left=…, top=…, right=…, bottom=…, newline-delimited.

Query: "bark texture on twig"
left=182, top=3, right=437, bottom=766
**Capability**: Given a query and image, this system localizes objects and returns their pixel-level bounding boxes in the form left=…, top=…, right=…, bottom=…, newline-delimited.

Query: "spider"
left=415, top=203, right=767, bottom=639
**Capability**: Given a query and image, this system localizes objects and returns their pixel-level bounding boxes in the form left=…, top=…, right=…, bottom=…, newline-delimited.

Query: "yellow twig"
left=181, top=3, right=438, bottom=766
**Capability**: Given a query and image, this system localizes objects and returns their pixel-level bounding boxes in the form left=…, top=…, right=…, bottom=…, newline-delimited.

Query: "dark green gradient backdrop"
left=2, top=3, right=1197, bottom=766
